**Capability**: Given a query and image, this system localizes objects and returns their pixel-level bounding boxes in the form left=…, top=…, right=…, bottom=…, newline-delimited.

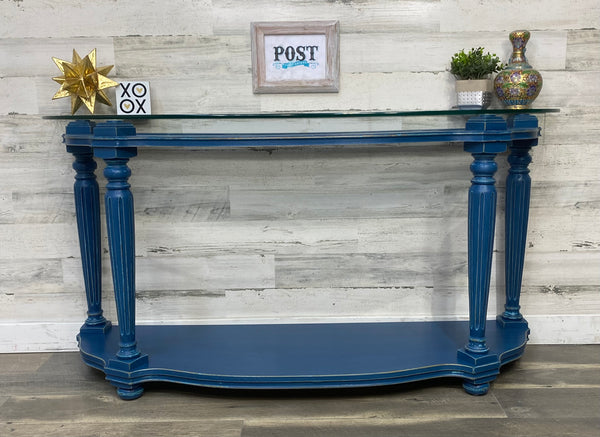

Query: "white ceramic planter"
left=456, top=79, right=493, bottom=109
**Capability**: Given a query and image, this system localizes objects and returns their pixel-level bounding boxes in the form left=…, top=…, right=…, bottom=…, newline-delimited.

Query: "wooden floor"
left=0, top=345, right=598, bottom=437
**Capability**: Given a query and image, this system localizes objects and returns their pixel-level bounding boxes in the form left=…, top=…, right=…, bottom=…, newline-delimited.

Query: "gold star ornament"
left=52, top=49, right=119, bottom=114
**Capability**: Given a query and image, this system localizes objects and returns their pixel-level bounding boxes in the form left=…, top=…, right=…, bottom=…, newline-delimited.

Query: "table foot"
left=116, top=385, right=144, bottom=400
left=463, top=380, right=490, bottom=396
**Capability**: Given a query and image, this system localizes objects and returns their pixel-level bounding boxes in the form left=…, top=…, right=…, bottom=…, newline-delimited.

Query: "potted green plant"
left=450, top=47, right=503, bottom=109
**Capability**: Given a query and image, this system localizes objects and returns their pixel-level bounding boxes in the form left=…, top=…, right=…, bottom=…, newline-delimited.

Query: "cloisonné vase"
left=494, top=30, right=543, bottom=109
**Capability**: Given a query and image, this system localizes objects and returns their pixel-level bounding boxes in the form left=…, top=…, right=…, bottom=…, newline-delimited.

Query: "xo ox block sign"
left=116, top=81, right=151, bottom=115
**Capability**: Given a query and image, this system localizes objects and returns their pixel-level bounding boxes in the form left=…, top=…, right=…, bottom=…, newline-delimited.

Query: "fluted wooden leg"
left=503, top=114, right=539, bottom=321
left=465, top=152, right=498, bottom=354
left=93, top=122, right=147, bottom=400
left=459, top=115, right=508, bottom=395
left=66, top=121, right=110, bottom=331
left=103, top=156, right=140, bottom=359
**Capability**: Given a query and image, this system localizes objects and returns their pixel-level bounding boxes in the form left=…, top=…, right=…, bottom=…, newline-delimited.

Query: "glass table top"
left=44, top=108, right=559, bottom=120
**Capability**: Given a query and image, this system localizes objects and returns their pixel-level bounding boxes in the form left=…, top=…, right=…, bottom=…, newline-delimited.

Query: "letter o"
left=285, top=46, right=295, bottom=61
left=132, top=83, right=147, bottom=98
left=119, top=99, right=135, bottom=114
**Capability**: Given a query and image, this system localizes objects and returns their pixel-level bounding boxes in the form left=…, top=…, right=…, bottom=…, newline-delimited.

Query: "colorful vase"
left=494, top=30, right=543, bottom=109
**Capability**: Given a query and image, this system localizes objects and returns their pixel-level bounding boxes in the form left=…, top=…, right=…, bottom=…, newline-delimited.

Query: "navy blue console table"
left=46, top=109, right=558, bottom=400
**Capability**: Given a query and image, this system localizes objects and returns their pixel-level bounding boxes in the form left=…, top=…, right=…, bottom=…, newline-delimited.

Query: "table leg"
left=73, top=150, right=110, bottom=328
left=103, top=155, right=141, bottom=360
left=94, top=122, right=147, bottom=400
left=465, top=152, right=498, bottom=354
left=66, top=121, right=110, bottom=331
left=503, top=114, right=539, bottom=321
left=102, top=152, right=148, bottom=400
left=459, top=115, right=508, bottom=395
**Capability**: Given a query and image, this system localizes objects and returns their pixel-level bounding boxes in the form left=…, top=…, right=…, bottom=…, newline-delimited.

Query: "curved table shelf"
left=79, top=320, right=529, bottom=400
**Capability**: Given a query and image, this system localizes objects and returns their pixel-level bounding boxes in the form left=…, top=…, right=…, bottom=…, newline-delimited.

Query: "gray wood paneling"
left=567, top=29, right=600, bottom=71
left=0, top=0, right=599, bottom=350
left=0, top=422, right=244, bottom=437
left=241, top=419, right=600, bottom=437
left=494, top=388, right=600, bottom=419
left=0, top=347, right=598, bottom=437
left=212, top=0, right=442, bottom=35
left=0, top=0, right=214, bottom=38
left=440, top=0, right=600, bottom=32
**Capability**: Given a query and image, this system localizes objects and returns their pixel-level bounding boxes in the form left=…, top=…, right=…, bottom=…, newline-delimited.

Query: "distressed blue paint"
left=463, top=116, right=507, bottom=362
left=503, top=114, right=539, bottom=321
left=61, top=112, right=545, bottom=400
left=78, top=320, right=529, bottom=392
left=465, top=153, right=498, bottom=356
left=102, top=156, right=141, bottom=361
left=94, top=124, right=142, bottom=362
left=93, top=129, right=517, bottom=149
left=65, top=121, right=110, bottom=332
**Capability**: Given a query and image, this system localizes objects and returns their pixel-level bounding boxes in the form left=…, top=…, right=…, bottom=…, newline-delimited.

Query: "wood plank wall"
left=1, top=0, right=598, bottom=351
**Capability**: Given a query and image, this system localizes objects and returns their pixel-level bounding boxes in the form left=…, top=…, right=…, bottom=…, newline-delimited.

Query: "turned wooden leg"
left=465, top=152, right=498, bottom=354
left=503, top=114, right=539, bottom=321
left=103, top=155, right=141, bottom=359
left=66, top=121, right=109, bottom=330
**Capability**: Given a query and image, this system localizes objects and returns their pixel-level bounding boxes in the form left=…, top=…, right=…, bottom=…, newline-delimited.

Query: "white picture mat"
left=264, top=34, right=328, bottom=82
left=251, top=21, right=340, bottom=93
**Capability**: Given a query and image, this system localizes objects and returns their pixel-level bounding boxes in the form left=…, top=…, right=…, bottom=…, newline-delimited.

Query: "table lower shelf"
left=78, top=318, right=529, bottom=399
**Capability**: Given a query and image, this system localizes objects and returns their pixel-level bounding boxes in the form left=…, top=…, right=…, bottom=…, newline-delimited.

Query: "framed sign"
left=251, top=20, right=340, bottom=94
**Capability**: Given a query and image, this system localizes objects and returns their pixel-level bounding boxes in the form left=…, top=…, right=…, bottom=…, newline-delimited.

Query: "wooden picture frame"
left=251, top=20, right=340, bottom=94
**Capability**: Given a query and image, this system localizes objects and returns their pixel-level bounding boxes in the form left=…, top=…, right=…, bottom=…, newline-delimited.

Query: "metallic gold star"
left=52, top=49, right=119, bottom=114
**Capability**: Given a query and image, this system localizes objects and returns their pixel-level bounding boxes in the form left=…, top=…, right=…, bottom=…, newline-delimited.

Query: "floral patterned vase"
left=494, top=30, right=543, bottom=108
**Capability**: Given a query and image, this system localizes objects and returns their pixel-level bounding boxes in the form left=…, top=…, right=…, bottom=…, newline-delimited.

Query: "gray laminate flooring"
left=1, top=345, right=599, bottom=436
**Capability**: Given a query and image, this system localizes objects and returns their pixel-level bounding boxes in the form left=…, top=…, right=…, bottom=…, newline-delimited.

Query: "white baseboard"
left=1, top=314, right=599, bottom=353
